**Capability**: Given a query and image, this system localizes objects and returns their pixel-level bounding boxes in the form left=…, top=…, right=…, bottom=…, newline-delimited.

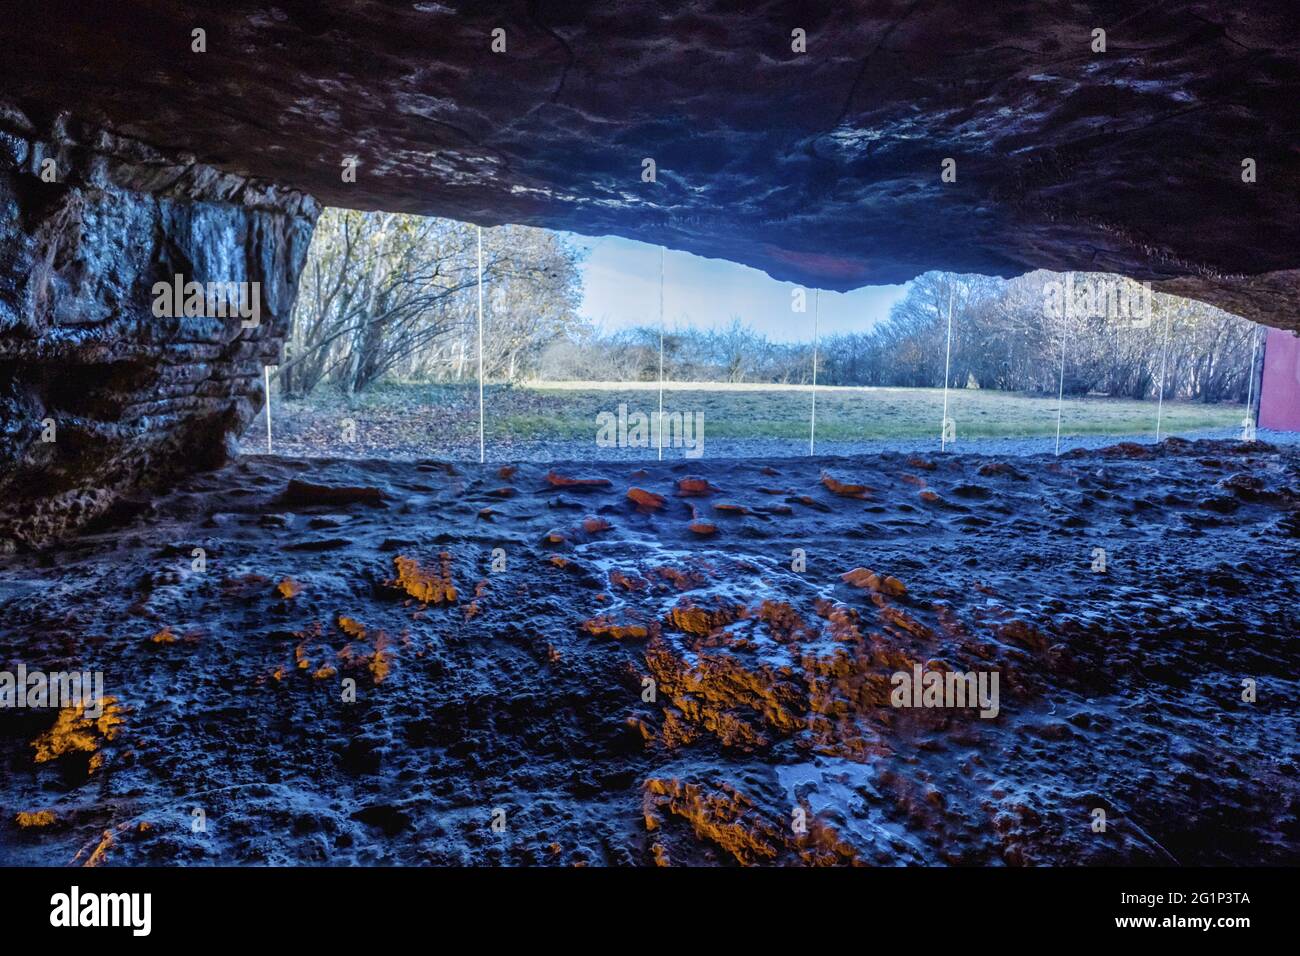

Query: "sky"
left=566, top=234, right=909, bottom=343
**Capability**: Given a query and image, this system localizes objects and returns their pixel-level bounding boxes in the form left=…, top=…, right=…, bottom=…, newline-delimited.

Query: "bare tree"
left=280, top=211, right=584, bottom=395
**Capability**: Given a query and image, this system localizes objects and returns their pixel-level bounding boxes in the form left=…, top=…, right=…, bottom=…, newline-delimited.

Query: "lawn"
left=489, top=381, right=1241, bottom=439
left=259, top=379, right=1245, bottom=459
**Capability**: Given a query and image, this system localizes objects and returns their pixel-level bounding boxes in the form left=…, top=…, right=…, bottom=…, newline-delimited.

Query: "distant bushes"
left=535, top=271, right=1261, bottom=403
left=283, top=209, right=1259, bottom=405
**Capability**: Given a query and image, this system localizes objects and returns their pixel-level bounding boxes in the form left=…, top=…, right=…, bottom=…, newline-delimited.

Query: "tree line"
left=281, top=210, right=1260, bottom=405
left=278, top=209, right=584, bottom=397
left=539, top=272, right=1261, bottom=403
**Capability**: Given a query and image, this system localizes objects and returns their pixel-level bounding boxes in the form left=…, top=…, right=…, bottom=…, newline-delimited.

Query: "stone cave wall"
left=0, top=102, right=319, bottom=549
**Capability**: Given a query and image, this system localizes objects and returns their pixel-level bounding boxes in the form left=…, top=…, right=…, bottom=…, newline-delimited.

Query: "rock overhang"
left=4, top=0, right=1300, bottom=547
left=2, top=0, right=1298, bottom=322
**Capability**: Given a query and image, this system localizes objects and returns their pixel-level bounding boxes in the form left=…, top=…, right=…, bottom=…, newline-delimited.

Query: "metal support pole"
left=940, top=288, right=954, bottom=451
left=1054, top=331, right=1067, bottom=456
left=809, top=289, right=819, bottom=455
left=477, top=225, right=484, bottom=464
left=1154, top=306, right=1171, bottom=443
left=264, top=365, right=272, bottom=454
left=658, top=246, right=665, bottom=461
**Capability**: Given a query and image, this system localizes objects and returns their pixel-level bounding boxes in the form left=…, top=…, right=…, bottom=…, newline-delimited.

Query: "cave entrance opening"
left=245, top=207, right=1274, bottom=465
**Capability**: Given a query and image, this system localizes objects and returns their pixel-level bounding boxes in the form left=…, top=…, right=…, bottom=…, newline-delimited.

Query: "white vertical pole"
left=477, top=225, right=484, bottom=464
left=1243, top=327, right=1260, bottom=439
left=264, top=365, right=272, bottom=454
left=940, top=287, right=954, bottom=451
left=809, top=289, right=819, bottom=455
left=1054, top=330, right=1067, bottom=456
left=1154, top=305, right=1171, bottom=443
left=658, top=246, right=664, bottom=461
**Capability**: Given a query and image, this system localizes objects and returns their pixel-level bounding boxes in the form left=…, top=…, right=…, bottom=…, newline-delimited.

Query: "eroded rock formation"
left=2, top=443, right=1295, bottom=864
left=0, top=103, right=318, bottom=547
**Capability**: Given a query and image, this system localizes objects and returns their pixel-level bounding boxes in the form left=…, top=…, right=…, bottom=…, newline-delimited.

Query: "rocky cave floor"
left=0, top=439, right=1297, bottom=866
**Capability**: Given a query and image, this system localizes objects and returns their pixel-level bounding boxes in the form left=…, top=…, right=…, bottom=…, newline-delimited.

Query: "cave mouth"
left=245, top=209, right=1273, bottom=465
left=2, top=2, right=1299, bottom=883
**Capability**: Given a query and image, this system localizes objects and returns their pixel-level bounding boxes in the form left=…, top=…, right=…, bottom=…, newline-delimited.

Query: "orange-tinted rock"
left=497, top=465, right=517, bottom=479
left=370, top=633, right=392, bottom=684
left=14, top=810, right=56, bottom=828
left=652, top=566, right=709, bottom=590
left=334, top=628, right=392, bottom=685
left=581, top=516, right=612, bottom=534
left=714, top=502, right=749, bottom=514
left=997, top=619, right=1050, bottom=652
left=610, top=569, right=647, bottom=591
left=628, top=488, right=667, bottom=511
left=581, top=616, right=650, bottom=640
left=821, top=473, right=872, bottom=498
left=879, top=606, right=934, bottom=641
left=751, top=599, right=812, bottom=643
left=392, top=553, right=458, bottom=604
left=676, top=476, right=718, bottom=496
left=487, top=486, right=516, bottom=498
left=149, top=626, right=177, bottom=644
left=276, top=577, right=301, bottom=599
left=907, top=456, right=937, bottom=471
left=30, top=698, right=125, bottom=776
left=82, top=830, right=116, bottom=867
left=547, top=470, right=612, bottom=488
left=641, top=778, right=782, bottom=866
left=840, top=567, right=907, bottom=597
left=644, top=645, right=807, bottom=750
left=338, top=616, right=366, bottom=639
left=689, top=521, right=718, bottom=535
left=640, top=778, right=862, bottom=866
left=667, top=599, right=742, bottom=636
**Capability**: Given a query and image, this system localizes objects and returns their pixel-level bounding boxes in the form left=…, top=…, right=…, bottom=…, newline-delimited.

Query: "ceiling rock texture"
left=3, top=1, right=1298, bottom=308
left=2, top=0, right=1299, bottom=544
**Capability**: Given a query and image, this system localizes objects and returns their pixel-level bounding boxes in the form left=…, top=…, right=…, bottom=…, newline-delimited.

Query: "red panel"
left=1259, top=327, right=1300, bottom=432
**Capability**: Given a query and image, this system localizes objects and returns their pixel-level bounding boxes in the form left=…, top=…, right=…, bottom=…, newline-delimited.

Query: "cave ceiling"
left=3, top=1, right=1300, bottom=320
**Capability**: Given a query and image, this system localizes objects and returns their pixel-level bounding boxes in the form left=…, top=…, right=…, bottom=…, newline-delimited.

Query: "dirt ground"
left=1, top=438, right=1296, bottom=865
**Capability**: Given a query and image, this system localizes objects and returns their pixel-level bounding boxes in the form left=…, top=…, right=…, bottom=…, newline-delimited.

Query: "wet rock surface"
left=0, top=103, right=318, bottom=547
left=2, top=2, right=1299, bottom=323
left=1, top=440, right=1296, bottom=865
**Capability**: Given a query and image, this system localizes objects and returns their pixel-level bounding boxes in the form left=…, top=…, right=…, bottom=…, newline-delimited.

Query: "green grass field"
left=485, top=381, right=1241, bottom=441
left=270, top=380, right=1244, bottom=457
